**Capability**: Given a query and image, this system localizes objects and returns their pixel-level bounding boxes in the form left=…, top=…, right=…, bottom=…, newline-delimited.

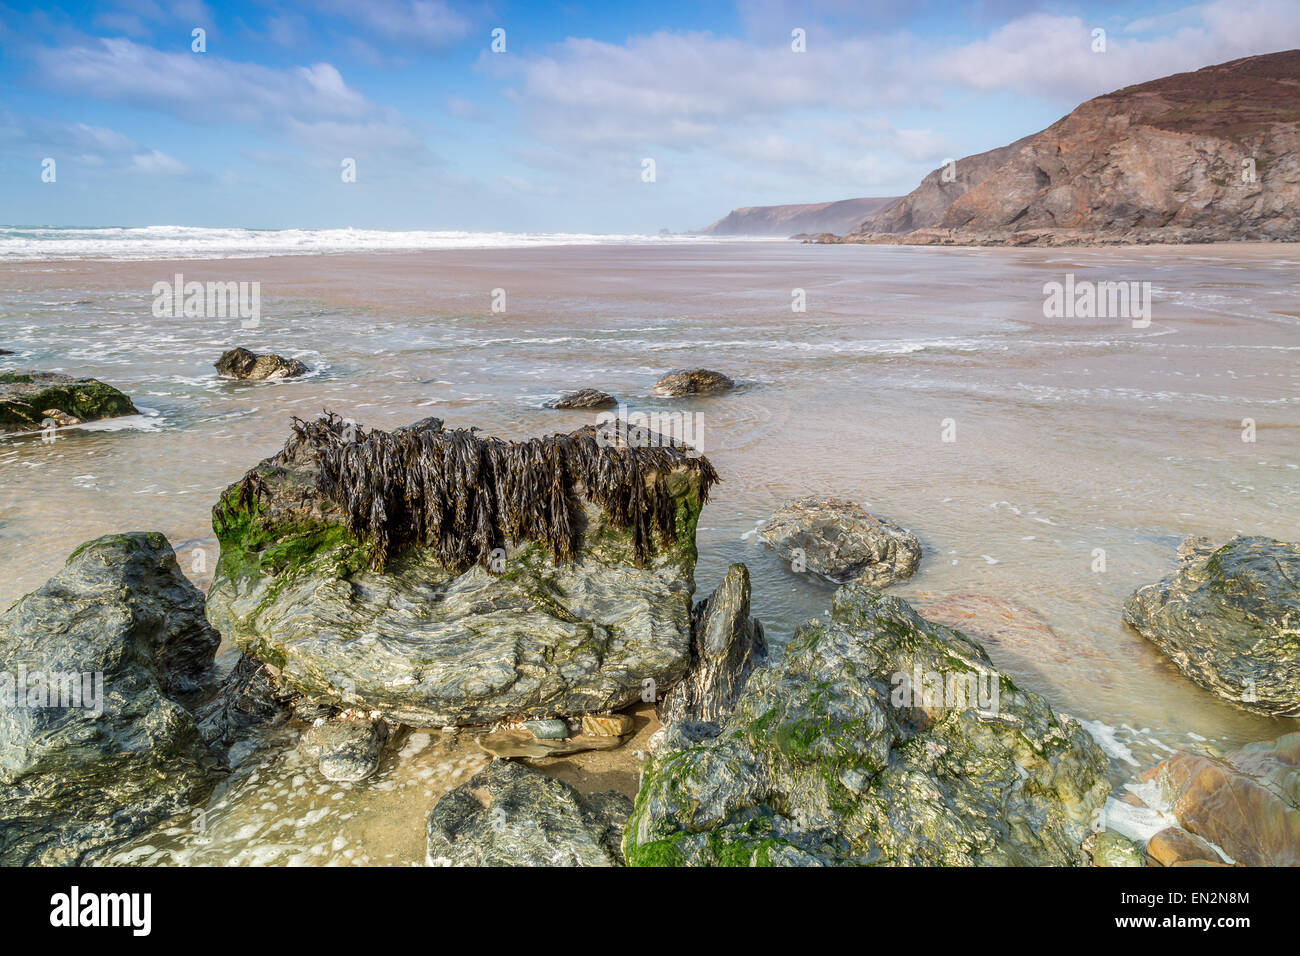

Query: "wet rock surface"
left=0, top=533, right=223, bottom=864
left=300, top=717, right=390, bottom=782
left=426, top=759, right=632, bottom=866
left=624, top=586, right=1110, bottom=866
left=547, top=388, right=618, bottom=409
left=214, top=347, right=309, bottom=381
left=205, top=415, right=715, bottom=726
left=658, top=562, right=766, bottom=725
left=195, top=654, right=293, bottom=768
left=760, top=495, right=921, bottom=589
left=652, top=368, right=735, bottom=396
left=1123, top=535, right=1300, bottom=717
left=0, top=371, right=138, bottom=433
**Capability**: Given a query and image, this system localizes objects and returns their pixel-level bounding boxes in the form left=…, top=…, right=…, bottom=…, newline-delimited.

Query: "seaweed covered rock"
left=653, top=368, right=735, bottom=397
left=215, top=347, right=308, bottom=381
left=0, top=371, right=137, bottom=433
left=205, top=413, right=719, bottom=726
left=0, top=533, right=222, bottom=865
left=1123, top=536, right=1300, bottom=717
left=624, top=586, right=1110, bottom=866
left=760, top=495, right=921, bottom=588
left=547, top=388, right=618, bottom=410
left=426, top=760, right=632, bottom=866
left=658, top=563, right=766, bottom=726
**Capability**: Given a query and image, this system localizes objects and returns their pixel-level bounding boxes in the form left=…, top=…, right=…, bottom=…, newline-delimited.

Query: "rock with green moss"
left=205, top=415, right=715, bottom=726
left=624, top=585, right=1111, bottom=867
left=1123, top=536, right=1300, bottom=717
left=0, top=532, right=223, bottom=865
left=426, top=759, right=632, bottom=866
left=0, top=371, right=138, bottom=433
left=1087, top=829, right=1145, bottom=867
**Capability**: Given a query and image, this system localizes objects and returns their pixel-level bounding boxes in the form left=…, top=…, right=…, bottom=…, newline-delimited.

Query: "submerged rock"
left=214, top=347, right=308, bottom=381
left=623, top=586, right=1110, bottom=866
left=0, top=533, right=222, bottom=865
left=426, top=760, right=632, bottom=866
left=547, top=388, right=618, bottom=410
left=0, top=371, right=137, bottom=433
left=205, top=413, right=718, bottom=726
left=658, top=563, right=766, bottom=725
left=1134, top=732, right=1300, bottom=866
left=1123, top=536, right=1300, bottom=717
left=653, top=368, right=735, bottom=397
left=474, top=730, right=625, bottom=759
left=524, top=718, right=570, bottom=740
left=300, top=717, right=390, bottom=782
left=760, top=495, right=921, bottom=589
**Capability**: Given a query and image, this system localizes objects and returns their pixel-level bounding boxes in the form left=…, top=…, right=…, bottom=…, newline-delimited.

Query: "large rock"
left=214, top=347, right=308, bottom=381
left=547, top=388, right=618, bottom=410
left=760, top=495, right=921, bottom=589
left=300, top=717, right=390, bottom=782
left=0, top=371, right=137, bottom=433
left=426, top=759, right=632, bottom=866
left=205, top=413, right=718, bottom=727
left=1123, top=536, right=1300, bottom=717
left=0, top=533, right=222, bottom=865
left=1113, top=733, right=1300, bottom=866
left=658, top=563, right=766, bottom=725
left=623, top=586, right=1111, bottom=866
left=653, top=369, right=734, bottom=397
left=846, top=51, right=1300, bottom=244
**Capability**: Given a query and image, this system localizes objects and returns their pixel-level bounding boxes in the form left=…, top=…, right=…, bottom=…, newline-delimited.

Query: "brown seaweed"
left=220, top=411, right=718, bottom=573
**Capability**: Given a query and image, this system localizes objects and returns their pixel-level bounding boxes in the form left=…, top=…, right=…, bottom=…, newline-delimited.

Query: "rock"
left=524, top=719, right=570, bottom=740
left=547, top=388, right=618, bottom=410
left=300, top=718, right=390, bottom=782
left=1087, top=830, right=1145, bottom=867
left=206, top=413, right=717, bottom=726
left=846, top=51, right=1300, bottom=244
left=623, top=586, right=1111, bottom=866
left=0, top=348, right=14, bottom=355
left=1140, top=732, right=1299, bottom=866
left=1123, top=536, right=1300, bottom=717
left=0, top=533, right=223, bottom=865
left=214, top=347, right=308, bottom=381
left=1147, top=826, right=1222, bottom=866
left=759, top=495, right=921, bottom=589
left=652, top=368, right=734, bottom=397
left=426, top=760, right=631, bottom=866
left=195, top=654, right=292, bottom=768
left=658, top=562, right=766, bottom=725
left=581, top=714, right=635, bottom=737
left=0, top=371, right=137, bottom=433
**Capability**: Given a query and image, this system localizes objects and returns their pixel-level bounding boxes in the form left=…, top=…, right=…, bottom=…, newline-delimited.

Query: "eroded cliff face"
left=845, top=50, right=1300, bottom=245
left=699, top=196, right=896, bottom=237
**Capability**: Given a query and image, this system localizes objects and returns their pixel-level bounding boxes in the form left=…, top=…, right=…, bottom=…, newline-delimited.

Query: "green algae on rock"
left=0, top=532, right=222, bottom=865
left=1123, top=536, right=1300, bottom=718
left=206, top=413, right=718, bottom=726
left=623, top=586, right=1111, bottom=867
left=0, top=371, right=138, bottom=433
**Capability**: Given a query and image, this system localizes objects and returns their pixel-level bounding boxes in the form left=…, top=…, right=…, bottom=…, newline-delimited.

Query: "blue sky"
left=2, top=0, right=1298, bottom=232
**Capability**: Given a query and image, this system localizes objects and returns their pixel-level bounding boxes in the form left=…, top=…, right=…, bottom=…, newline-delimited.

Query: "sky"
left=1, top=0, right=1298, bottom=233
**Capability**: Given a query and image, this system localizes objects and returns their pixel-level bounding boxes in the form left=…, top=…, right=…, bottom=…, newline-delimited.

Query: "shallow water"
left=2, top=241, right=1297, bottom=864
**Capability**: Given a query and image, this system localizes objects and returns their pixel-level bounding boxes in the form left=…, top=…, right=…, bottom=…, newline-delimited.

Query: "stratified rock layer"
left=760, top=495, right=921, bottom=589
left=624, top=586, right=1110, bottom=866
left=215, top=347, right=308, bottom=381
left=0, top=533, right=222, bottom=864
left=1123, top=536, right=1300, bottom=717
left=426, top=760, right=632, bottom=866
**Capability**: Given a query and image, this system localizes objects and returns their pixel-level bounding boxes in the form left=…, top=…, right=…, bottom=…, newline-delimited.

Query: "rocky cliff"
left=840, top=50, right=1300, bottom=245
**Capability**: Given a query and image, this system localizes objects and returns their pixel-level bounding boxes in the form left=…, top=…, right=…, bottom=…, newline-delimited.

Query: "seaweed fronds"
left=225, top=412, right=718, bottom=573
